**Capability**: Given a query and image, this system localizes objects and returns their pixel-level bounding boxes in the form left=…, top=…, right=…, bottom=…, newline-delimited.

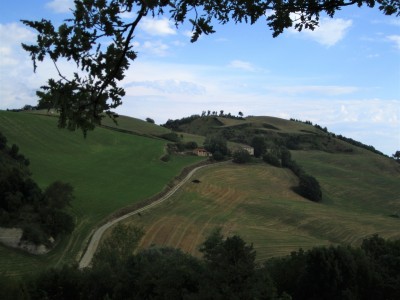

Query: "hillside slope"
left=124, top=154, right=400, bottom=261
left=120, top=115, right=400, bottom=260
left=0, top=110, right=203, bottom=277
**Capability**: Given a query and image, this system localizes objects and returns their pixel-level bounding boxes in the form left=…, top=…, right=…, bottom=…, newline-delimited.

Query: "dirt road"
left=78, top=162, right=218, bottom=269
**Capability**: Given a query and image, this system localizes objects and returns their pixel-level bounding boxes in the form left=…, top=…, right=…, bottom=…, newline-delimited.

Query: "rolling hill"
left=120, top=115, right=400, bottom=260
left=1, top=111, right=399, bottom=277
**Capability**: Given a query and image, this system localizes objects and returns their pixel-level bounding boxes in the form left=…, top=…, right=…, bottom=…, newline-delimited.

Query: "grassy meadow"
left=122, top=150, right=400, bottom=262
left=1, top=111, right=399, bottom=277
left=0, top=111, right=203, bottom=277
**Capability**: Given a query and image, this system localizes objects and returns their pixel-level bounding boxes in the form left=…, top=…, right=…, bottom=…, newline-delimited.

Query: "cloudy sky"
left=0, top=0, right=399, bottom=155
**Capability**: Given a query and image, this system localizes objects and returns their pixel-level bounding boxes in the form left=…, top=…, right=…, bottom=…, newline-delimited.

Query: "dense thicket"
left=290, top=118, right=386, bottom=156
left=0, top=131, right=74, bottom=246
left=163, top=115, right=202, bottom=131
left=3, top=231, right=399, bottom=299
left=232, top=148, right=252, bottom=164
left=204, top=134, right=229, bottom=160
left=263, top=146, right=322, bottom=202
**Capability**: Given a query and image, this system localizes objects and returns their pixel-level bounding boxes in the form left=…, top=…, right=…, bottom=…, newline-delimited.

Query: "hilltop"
left=163, top=114, right=387, bottom=155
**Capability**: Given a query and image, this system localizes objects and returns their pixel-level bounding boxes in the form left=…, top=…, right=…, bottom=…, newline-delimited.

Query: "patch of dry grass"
left=123, top=158, right=400, bottom=261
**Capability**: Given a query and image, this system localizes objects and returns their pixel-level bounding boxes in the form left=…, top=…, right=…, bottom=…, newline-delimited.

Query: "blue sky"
left=0, top=0, right=399, bottom=155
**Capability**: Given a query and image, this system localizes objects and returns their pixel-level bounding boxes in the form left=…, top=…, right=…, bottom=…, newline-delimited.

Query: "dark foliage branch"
left=22, top=0, right=399, bottom=134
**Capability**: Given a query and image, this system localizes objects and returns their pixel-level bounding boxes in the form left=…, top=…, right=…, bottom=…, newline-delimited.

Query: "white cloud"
left=0, top=23, right=36, bottom=46
left=228, top=60, right=256, bottom=72
left=46, top=0, right=74, bottom=13
left=0, top=23, right=36, bottom=67
left=265, top=85, right=358, bottom=96
left=391, top=19, right=400, bottom=27
left=119, top=11, right=136, bottom=19
left=0, top=23, right=78, bottom=110
left=141, top=41, right=170, bottom=56
left=139, top=17, right=176, bottom=36
left=366, top=53, right=380, bottom=58
left=387, top=35, right=400, bottom=49
left=183, top=30, right=193, bottom=38
left=125, top=79, right=205, bottom=95
left=289, top=17, right=353, bottom=47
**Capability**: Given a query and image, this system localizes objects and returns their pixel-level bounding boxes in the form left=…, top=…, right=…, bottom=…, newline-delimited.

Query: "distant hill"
left=163, top=114, right=386, bottom=155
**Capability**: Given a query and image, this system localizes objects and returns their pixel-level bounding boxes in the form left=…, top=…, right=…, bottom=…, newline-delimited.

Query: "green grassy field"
left=122, top=150, right=400, bottom=262
left=2, top=111, right=399, bottom=276
left=100, top=114, right=171, bottom=136
left=0, top=111, right=203, bottom=277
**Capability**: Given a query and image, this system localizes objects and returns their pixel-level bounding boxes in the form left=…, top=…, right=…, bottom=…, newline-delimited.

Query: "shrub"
left=298, top=174, right=322, bottom=202
left=160, top=132, right=181, bottom=143
left=160, top=154, right=170, bottom=162
left=145, top=117, right=155, bottom=123
left=185, top=141, right=198, bottom=149
left=204, top=135, right=228, bottom=156
left=263, top=153, right=281, bottom=167
left=21, top=224, right=47, bottom=245
left=212, top=151, right=225, bottom=161
left=175, top=142, right=185, bottom=152
left=233, top=149, right=251, bottom=164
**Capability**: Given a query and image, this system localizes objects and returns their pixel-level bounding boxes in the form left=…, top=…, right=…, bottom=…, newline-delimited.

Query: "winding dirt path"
left=78, top=162, right=220, bottom=269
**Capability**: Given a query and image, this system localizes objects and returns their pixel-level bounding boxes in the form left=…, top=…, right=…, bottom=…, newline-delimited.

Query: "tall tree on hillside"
left=199, top=228, right=258, bottom=299
left=204, top=134, right=228, bottom=157
left=393, top=150, right=400, bottom=162
left=251, top=136, right=267, bottom=158
left=22, top=0, right=399, bottom=134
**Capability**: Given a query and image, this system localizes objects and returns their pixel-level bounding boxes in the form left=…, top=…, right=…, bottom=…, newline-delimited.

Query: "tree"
left=145, top=117, right=155, bottom=124
left=44, top=181, right=74, bottom=209
left=298, top=174, right=322, bottom=202
left=393, top=150, right=400, bottom=162
left=93, top=224, right=144, bottom=269
left=121, top=247, right=204, bottom=299
left=0, top=132, right=7, bottom=150
left=199, top=228, right=258, bottom=299
left=280, top=147, right=292, bottom=168
left=204, top=134, right=228, bottom=157
left=185, top=141, right=198, bottom=149
left=233, top=148, right=251, bottom=164
left=22, top=1, right=399, bottom=134
left=251, top=136, right=266, bottom=158
left=263, top=152, right=281, bottom=167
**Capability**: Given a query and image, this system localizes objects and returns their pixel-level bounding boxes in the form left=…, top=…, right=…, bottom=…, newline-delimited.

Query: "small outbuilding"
left=193, top=148, right=212, bottom=157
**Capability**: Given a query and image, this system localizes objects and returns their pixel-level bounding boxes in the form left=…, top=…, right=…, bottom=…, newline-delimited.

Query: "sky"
left=0, top=0, right=399, bottom=155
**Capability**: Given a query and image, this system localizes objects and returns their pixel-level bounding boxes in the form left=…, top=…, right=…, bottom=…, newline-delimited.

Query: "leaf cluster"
left=21, top=0, right=399, bottom=134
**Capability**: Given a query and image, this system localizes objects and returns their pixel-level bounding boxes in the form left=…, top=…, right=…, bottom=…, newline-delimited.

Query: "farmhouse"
left=241, top=145, right=254, bottom=155
left=193, top=148, right=212, bottom=157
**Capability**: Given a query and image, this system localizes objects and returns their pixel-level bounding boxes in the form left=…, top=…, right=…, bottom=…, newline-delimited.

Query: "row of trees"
left=201, top=133, right=322, bottom=203
left=2, top=227, right=399, bottom=299
left=289, top=118, right=387, bottom=156
left=262, top=146, right=322, bottom=202
left=200, top=110, right=245, bottom=120
left=0, top=132, right=75, bottom=246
